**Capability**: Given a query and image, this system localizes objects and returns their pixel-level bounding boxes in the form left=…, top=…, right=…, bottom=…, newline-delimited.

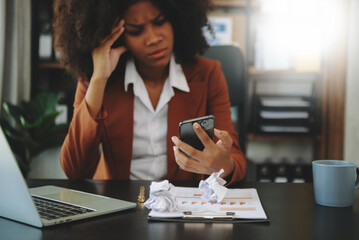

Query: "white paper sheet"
left=148, top=187, right=267, bottom=220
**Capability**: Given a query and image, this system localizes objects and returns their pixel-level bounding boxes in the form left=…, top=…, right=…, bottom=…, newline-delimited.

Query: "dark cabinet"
left=31, top=0, right=76, bottom=123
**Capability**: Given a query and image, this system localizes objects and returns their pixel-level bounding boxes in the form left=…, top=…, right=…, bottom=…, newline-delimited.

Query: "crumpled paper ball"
left=199, top=169, right=228, bottom=203
left=144, top=180, right=178, bottom=212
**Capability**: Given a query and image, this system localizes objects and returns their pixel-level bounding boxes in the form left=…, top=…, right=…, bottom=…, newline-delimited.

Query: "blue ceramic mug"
left=312, top=160, right=359, bottom=207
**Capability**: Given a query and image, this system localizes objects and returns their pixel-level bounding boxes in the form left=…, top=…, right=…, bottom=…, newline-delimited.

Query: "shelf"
left=38, top=62, right=64, bottom=69
left=247, top=133, right=322, bottom=142
left=212, top=0, right=247, bottom=7
left=248, top=66, right=321, bottom=76
left=212, top=0, right=261, bottom=7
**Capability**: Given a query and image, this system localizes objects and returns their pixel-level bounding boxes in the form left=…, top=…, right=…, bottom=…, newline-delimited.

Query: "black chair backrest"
left=202, top=45, right=247, bottom=152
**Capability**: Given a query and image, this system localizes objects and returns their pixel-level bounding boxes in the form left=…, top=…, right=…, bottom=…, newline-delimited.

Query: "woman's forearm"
left=85, top=77, right=107, bottom=118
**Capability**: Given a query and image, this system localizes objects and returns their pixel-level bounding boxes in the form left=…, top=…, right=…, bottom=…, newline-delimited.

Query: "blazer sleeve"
left=60, top=80, right=105, bottom=179
left=206, top=61, right=247, bottom=185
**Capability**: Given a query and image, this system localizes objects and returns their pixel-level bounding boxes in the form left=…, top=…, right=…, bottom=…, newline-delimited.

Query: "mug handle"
left=355, top=168, right=359, bottom=190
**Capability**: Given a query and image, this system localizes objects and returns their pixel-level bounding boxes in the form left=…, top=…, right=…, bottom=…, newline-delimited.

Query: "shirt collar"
left=124, top=54, right=190, bottom=93
left=168, top=55, right=190, bottom=93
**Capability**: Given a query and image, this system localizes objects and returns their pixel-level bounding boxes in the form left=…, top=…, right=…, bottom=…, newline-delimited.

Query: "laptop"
left=0, top=127, right=136, bottom=228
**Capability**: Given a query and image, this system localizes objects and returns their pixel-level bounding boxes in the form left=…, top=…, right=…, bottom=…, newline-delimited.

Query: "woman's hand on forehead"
left=91, top=19, right=127, bottom=82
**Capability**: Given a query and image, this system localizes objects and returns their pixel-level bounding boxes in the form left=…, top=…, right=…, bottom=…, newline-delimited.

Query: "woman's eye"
left=154, top=18, right=166, bottom=26
left=126, top=30, right=142, bottom=36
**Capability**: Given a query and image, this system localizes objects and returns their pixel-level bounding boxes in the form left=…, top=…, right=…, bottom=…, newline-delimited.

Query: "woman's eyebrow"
left=151, top=13, right=164, bottom=23
left=125, top=13, right=164, bottom=28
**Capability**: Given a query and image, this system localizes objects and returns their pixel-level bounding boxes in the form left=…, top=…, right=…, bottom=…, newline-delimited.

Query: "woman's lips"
left=148, top=48, right=167, bottom=59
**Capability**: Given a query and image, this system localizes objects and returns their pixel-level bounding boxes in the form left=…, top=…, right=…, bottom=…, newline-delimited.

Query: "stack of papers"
left=260, top=125, right=309, bottom=133
left=148, top=187, right=267, bottom=221
left=260, top=97, right=310, bottom=107
left=260, top=111, right=309, bottom=119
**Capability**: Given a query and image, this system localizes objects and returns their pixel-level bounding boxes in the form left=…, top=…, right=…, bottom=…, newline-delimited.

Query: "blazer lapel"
left=103, top=81, right=134, bottom=179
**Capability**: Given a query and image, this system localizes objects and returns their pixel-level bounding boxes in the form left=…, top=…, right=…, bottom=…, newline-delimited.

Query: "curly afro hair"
left=53, top=0, right=212, bottom=81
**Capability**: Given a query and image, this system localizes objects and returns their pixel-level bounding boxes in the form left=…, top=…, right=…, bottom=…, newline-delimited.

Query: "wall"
left=344, top=0, right=359, bottom=165
left=28, top=147, right=67, bottom=179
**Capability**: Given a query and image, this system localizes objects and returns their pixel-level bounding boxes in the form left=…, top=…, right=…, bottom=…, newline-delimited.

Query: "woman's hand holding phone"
left=86, top=19, right=127, bottom=118
left=171, top=123, right=235, bottom=178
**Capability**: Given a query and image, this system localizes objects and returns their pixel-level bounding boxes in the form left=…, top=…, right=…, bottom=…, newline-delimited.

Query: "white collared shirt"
left=124, top=55, right=190, bottom=180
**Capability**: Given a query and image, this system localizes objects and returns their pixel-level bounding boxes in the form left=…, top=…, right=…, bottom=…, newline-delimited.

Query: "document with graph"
left=148, top=187, right=267, bottom=221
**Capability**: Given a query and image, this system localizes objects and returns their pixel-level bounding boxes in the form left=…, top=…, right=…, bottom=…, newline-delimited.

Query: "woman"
left=54, top=0, right=246, bottom=184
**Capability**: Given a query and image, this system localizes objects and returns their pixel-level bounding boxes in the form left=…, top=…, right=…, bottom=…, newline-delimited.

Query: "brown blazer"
left=60, top=56, right=246, bottom=185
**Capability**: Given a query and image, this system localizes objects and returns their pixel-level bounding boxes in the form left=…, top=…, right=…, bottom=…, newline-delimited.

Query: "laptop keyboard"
left=32, top=195, right=95, bottom=220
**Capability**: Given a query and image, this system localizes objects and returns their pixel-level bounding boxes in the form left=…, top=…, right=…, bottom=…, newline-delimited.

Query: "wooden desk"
left=1, top=180, right=359, bottom=240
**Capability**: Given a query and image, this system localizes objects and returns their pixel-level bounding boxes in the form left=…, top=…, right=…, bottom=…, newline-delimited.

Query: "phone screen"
left=179, top=115, right=215, bottom=151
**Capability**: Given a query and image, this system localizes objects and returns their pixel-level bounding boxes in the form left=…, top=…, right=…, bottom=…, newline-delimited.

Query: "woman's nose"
left=145, top=27, right=162, bottom=46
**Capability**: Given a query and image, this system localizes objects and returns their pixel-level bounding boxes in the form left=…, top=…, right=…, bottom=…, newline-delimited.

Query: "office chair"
left=202, top=45, right=248, bottom=153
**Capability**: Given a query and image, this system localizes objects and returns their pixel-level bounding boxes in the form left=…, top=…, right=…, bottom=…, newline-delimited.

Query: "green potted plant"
left=0, top=92, right=69, bottom=177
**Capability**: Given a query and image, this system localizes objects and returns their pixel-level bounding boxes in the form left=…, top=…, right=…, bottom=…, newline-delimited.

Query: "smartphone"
left=179, top=115, right=215, bottom=151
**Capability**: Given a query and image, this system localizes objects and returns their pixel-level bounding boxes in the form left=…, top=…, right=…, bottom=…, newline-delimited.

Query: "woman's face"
left=123, top=1, right=174, bottom=70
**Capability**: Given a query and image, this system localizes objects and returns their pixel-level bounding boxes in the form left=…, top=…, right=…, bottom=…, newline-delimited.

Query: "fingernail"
left=173, top=146, right=177, bottom=152
left=171, top=136, right=179, bottom=144
left=193, top=122, right=200, bottom=129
